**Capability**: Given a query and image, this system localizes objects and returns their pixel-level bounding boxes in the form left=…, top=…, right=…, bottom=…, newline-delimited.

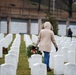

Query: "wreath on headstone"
left=26, top=44, right=42, bottom=58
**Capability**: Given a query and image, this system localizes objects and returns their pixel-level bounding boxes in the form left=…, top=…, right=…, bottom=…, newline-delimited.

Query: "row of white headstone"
left=0, top=34, right=21, bottom=75
left=0, top=33, right=13, bottom=58
left=50, top=36, right=76, bottom=75
left=49, top=36, right=76, bottom=75
left=24, top=34, right=76, bottom=75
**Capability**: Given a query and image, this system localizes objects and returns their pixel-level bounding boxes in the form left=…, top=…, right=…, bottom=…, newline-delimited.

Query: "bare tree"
left=55, top=0, right=76, bottom=18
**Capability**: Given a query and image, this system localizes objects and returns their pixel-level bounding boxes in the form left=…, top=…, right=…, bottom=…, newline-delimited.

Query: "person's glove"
left=56, top=47, right=58, bottom=52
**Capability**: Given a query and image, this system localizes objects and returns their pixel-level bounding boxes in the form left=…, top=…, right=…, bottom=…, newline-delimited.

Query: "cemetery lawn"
left=0, top=34, right=54, bottom=75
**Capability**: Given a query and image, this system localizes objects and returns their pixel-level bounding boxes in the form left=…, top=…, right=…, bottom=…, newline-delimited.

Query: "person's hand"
left=56, top=47, right=58, bottom=52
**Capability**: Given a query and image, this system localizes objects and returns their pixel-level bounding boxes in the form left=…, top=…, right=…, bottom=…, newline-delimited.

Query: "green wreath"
left=26, top=44, right=42, bottom=58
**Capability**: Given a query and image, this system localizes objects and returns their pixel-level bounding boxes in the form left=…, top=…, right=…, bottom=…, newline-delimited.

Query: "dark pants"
left=43, top=51, right=50, bottom=68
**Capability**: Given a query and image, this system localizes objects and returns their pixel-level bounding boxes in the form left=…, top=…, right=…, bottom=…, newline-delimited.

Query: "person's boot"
left=47, top=67, right=51, bottom=72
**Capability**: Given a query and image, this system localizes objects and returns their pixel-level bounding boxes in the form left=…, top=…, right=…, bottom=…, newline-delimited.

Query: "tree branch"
left=62, top=0, right=69, bottom=7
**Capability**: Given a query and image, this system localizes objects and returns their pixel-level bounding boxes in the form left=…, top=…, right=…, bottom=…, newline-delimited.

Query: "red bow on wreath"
left=31, top=46, right=37, bottom=54
left=31, top=49, right=37, bottom=54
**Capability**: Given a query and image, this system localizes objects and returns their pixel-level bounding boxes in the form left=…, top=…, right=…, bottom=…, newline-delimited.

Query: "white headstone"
left=1, top=63, right=16, bottom=75
left=61, top=47, right=69, bottom=62
left=12, top=42, right=20, bottom=47
left=64, top=63, right=76, bottom=75
left=54, top=55, right=64, bottom=75
left=24, top=34, right=33, bottom=47
left=4, top=34, right=13, bottom=48
left=32, top=34, right=38, bottom=44
left=68, top=51, right=75, bottom=64
left=10, top=46, right=19, bottom=55
left=30, top=54, right=42, bottom=69
left=49, top=51, right=56, bottom=69
left=10, top=46, right=19, bottom=51
left=5, top=54, right=17, bottom=69
left=8, top=50, right=19, bottom=63
left=31, top=63, right=47, bottom=75
left=69, top=44, right=75, bottom=51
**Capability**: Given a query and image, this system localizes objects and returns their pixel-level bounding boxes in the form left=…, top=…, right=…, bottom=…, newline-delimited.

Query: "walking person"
left=35, top=21, right=58, bottom=72
left=68, top=28, right=73, bottom=40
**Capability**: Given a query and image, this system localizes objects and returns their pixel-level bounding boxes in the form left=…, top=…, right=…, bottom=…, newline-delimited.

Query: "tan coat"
left=36, top=22, right=58, bottom=52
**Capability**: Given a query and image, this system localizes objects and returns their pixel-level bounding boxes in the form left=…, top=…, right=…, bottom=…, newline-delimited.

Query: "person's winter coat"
left=36, top=22, right=58, bottom=52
